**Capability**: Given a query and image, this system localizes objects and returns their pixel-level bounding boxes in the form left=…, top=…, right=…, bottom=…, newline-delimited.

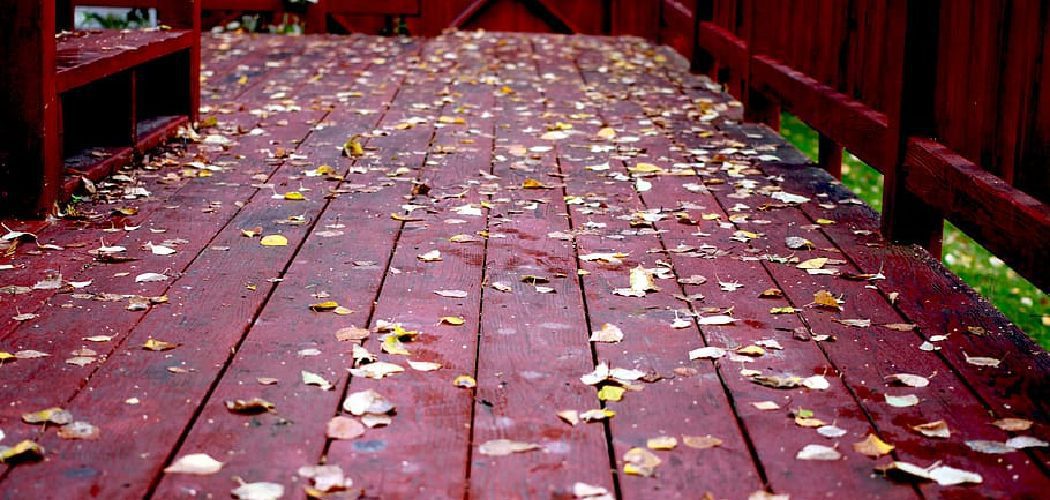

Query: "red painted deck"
left=0, top=32, right=1048, bottom=499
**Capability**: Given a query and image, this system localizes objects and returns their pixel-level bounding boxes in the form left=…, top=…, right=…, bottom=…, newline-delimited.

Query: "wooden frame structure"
left=690, top=0, right=1050, bottom=292
left=0, top=1, right=200, bottom=216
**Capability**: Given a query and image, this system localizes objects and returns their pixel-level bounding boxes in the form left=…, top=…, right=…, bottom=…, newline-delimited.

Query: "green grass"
left=779, top=113, right=1050, bottom=347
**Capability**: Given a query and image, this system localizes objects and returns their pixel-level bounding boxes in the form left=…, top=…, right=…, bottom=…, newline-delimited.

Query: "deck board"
left=0, top=32, right=1047, bottom=499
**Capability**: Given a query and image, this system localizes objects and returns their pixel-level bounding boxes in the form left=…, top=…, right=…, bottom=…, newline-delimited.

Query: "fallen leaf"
left=885, top=373, right=930, bottom=388
left=736, top=345, right=766, bottom=357
left=682, top=435, right=722, bottom=449
left=1005, top=436, right=1049, bottom=449
left=992, top=418, right=1033, bottom=431
left=853, top=434, right=894, bottom=457
left=911, top=420, right=951, bottom=439
left=573, top=482, right=611, bottom=499
left=689, top=346, right=727, bottom=360
left=884, top=394, right=919, bottom=408
left=0, top=441, right=45, bottom=463
left=301, top=370, right=333, bottom=391
left=881, top=323, right=917, bottom=332
left=696, top=315, right=735, bottom=326
left=231, top=480, right=284, bottom=500
left=622, top=447, right=661, bottom=476
left=796, top=444, right=841, bottom=461
left=817, top=425, right=848, bottom=438
left=597, top=385, right=626, bottom=402
left=802, top=375, right=830, bottom=390
left=836, top=318, right=871, bottom=328
left=309, top=301, right=340, bottom=312
left=57, top=421, right=100, bottom=440
left=343, top=389, right=395, bottom=417
left=326, top=416, right=365, bottom=440
left=963, top=351, right=1001, bottom=368
left=434, top=289, right=468, bottom=298
left=225, top=398, right=275, bottom=414
left=580, top=408, right=616, bottom=422
left=752, top=401, right=780, bottom=411
left=796, top=257, right=828, bottom=269
left=407, top=360, right=442, bottom=371
left=418, top=250, right=442, bottom=262
left=165, top=453, right=224, bottom=475
left=260, top=235, right=288, bottom=247
left=22, top=407, right=73, bottom=425
left=479, top=439, right=541, bottom=456
left=557, top=410, right=580, bottom=426
left=135, top=272, right=169, bottom=283
left=812, top=290, right=842, bottom=310
left=349, top=361, right=404, bottom=379
left=590, top=323, right=624, bottom=343
left=335, top=326, right=370, bottom=342
left=646, top=436, right=678, bottom=450
left=440, top=316, right=465, bottom=326
left=453, top=374, right=477, bottom=388
left=143, top=338, right=180, bottom=351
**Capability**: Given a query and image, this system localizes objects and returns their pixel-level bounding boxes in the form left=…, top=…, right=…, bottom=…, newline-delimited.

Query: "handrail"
left=692, top=0, right=1050, bottom=292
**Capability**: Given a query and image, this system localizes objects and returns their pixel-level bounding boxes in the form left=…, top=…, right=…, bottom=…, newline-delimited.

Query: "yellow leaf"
left=770, top=306, right=796, bottom=314
left=260, top=235, right=288, bottom=247
left=382, top=335, right=410, bottom=356
left=597, top=385, right=626, bottom=402
left=629, top=162, right=664, bottom=174
left=853, top=434, right=894, bottom=457
left=0, top=351, right=14, bottom=361
left=522, top=178, right=547, bottom=189
left=309, top=301, right=340, bottom=312
left=143, top=338, right=180, bottom=351
left=438, top=116, right=466, bottom=124
left=796, top=257, right=828, bottom=269
left=283, top=191, right=305, bottom=200
left=736, top=345, right=766, bottom=357
left=453, top=374, right=477, bottom=388
left=0, top=440, right=44, bottom=463
left=440, top=316, right=465, bottom=326
left=597, top=127, right=616, bottom=140
left=623, top=447, right=661, bottom=477
left=701, top=213, right=721, bottom=220
left=646, top=436, right=678, bottom=450
left=794, top=416, right=826, bottom=427
left=343, top=137, right=364, bottom=157
left=237, top=75, right=248, bottom=85
left=813, top=289, right=842, bottom=310
left=500, top=85, right=515, bottom=95
left=816, top=218, right=835, bottom=225
left=241, top=227, right=262, bottom=238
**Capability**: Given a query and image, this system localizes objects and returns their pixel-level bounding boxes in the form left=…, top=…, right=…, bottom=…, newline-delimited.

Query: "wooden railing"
left=689, top=0, right=1050, bottom=292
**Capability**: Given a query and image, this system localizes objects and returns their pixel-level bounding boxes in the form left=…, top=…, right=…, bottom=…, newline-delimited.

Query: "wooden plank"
left=608, top=61, right=912, bottom=498
left=903, top=138, right=1050, bottom=292
left=152, top=39, right=434, bottom=498
left=565, top=44, right=765, bottom=497
left=0, top=36, right=330, bottom=347
left=759, top=150, right=1050, bottom=426
left=466, top=34, right=615, bottom=497
left=700, top=123, right=1049, bottom=496
left=0, top=37, right=371, bottom=495
left=318, top=36, right=495, bottom=497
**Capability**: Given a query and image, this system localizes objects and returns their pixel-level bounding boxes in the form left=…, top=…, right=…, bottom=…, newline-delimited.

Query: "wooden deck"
left=0, top=32, right=1048, bottom=499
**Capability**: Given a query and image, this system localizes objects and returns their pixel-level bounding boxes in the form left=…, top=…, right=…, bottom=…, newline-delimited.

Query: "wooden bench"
left=0, top=1, right=200, bottom=216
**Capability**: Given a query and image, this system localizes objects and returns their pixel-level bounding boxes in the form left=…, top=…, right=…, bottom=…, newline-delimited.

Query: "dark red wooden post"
left=881, top=0, right=943, bottom=255
left=0, top=2, right=60, bottom=216
left=692, top=0, right=714, bottom=73
left=157, top=0, right=202, bottom=122
left=818, top=133, right=842, bottom=179
left=741, top=0, right=779, bottom=130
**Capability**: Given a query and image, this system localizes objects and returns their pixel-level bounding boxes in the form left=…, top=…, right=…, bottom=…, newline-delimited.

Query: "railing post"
left=881, top=0, right=943, bottom=254
left=692, top=0, right=714, bottom=72
left=818, top=133, right=842, bottom=179
left=741, top=0, right=778, bottom=130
